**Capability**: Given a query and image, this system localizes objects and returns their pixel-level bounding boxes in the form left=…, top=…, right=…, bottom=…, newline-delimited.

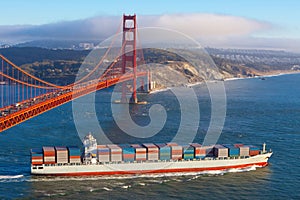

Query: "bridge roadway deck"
left=0, top=72, right=147, bottom=132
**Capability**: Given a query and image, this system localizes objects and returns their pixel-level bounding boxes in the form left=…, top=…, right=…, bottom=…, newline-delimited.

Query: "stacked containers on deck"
left=43, top=147, right=56, bottom=164
left=223, top=144, right=240, bottom=157
left=214, top=145, right=228, bottom=158
left=107, top=144, right=122, bottom=162
left=55, top=147, right=68, bottom=164
left=183, top=145, right=195, bottom=160
left=190, top=143, right=203, bottom=159
left=120, top=144, right=135, bottom=162
left=156, top=143, right=171, bottom=160
left=31, top=148, right=43, bottom=165
left=97, top=145, right=110, bottom=162
left=201, top=145, right=214, bottom=157
left=131, top=144, right=147, bottom=161
left=191, top=144, right=214, bottom=158
left=143, top=143, right=159, bottom=160
left=248, top=145, right=261, bottom=156
left=235, top=144, right=250, bottom=157
left=167, top=143, right=183, bottom=160
left=67, top=146, right=81, bottom=163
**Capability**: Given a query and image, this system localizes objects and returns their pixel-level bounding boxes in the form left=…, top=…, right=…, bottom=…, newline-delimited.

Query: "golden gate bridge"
left=0, top=14, right=150, bottom=132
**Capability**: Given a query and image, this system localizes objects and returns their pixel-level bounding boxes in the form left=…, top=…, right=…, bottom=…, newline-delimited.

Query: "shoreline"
left=149, top=70, right=300, bottom=93
left=224, top=70, right=300, bottom=81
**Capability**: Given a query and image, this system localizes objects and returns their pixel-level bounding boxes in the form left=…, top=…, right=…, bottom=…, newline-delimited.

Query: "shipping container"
left=239, top=146, right=250, bottom=156
left=108, top=145, right=122, bottom=162
left=243, top=145, right=260, bottom=156
left=122, top=147, right=135, bottom=162
left=190, top=143, right=204, bottom=158
left=214, top=145, right=228, bottom=158
left=67, top=146, right=81, bottom=156
left=55, top=146, right=68, bottom=164
left=248, top=145, right=260, bottom=151
left=31, top=148, right=44, bottom=165
left=43, top=147, right=56, bottom=164
left=97, top=145, right=110, bottom=162
left=249, top=150, right=260, bottom=156
left=31, top=148, right=43, bottom=155
left=223, top=144, right=240, bottom=157
left=156, top=143, right=171, bottom=160
left=183, top=146, right=195, bottom=160
left=170, top=145, right=183, bottom=160
left=67, top=146, right=81, bottom=163
left=190, top=144, right=214, bottom=158
left=131, top=144, right=147, bottom=161
left=43, top=147, right=55, bottom=156
left=142, top=143, right=159, bottom=160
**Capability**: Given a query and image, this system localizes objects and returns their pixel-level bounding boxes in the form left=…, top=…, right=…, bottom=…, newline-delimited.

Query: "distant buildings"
left=79, top=43, right=94, bottom=50
left=0, top=44, right=11, bottom=49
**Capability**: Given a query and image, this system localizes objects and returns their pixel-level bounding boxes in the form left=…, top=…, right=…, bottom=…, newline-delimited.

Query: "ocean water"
left=0, top=73, right=299, bottom=199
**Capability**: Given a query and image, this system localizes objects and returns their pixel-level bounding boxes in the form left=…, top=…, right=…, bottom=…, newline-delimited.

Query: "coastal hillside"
left=0, top=47, right=300, bottom=85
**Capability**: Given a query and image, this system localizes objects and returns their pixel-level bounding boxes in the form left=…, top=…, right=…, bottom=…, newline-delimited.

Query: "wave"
left=0, top=174, right=25, bottom=183
left=0, top=174, right=24, bottom=179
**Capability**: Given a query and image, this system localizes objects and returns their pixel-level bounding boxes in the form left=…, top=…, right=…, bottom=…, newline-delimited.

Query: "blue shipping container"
left=122, top=147, right=135, bottom=154
left=67, top=146, right=81, bottom=156
left=223, top=144, right=240, bottom=156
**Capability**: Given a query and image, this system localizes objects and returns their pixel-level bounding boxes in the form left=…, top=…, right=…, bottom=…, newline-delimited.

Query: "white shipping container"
left=136, top=154, right=147, bottom=160
left=98, top=154, right=110, bottom=162
left=57, top=158, right=68, bottom=164
left=69, top=158, right=81, bottom=163
left=147, top=153, right=159, bottom=160
left=171, top=146, right=182, bottom=150
left=239, top=146, right=250, bottom=156
left=214, top=145, right=228, bottom=157
left=44, top=156, right=55, bottom=161
left=111, top=154, right=122, bottom=162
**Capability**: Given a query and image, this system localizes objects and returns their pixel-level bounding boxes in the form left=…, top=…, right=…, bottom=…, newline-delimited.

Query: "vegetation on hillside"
left=1, top=47, right=299, bottom=85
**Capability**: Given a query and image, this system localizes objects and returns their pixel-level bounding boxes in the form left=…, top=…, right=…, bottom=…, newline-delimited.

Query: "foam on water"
left=102, top=187, right=112, bottom=191
left=0, top=174, right=25, bottom=183
left=0, top=174, right=24, bottom=179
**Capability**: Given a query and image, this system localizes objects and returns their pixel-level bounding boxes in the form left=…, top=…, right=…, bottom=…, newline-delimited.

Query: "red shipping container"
left=249, top=150, right=260, bottom=156
left=123, top=154, right=135, bottom=158
left=234, top=144, right=244, bottom=148
left=32, top=162, right=43, bottom=165
left=148, top=149, right=159, bottom=153
left=31, top=156, right=43, bottom=159
left=172, top=155, right=182, bottom=160
left=166, top=142, right=178, bottom=146
left=43, top=152, right=55, bottom=156
left=69, top=155, right=81, bottom=159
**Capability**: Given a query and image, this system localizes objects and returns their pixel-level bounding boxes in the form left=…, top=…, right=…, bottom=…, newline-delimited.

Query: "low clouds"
left=141, top=14, right=270, bottom=37
left=1, top=13, right=298, bottom=51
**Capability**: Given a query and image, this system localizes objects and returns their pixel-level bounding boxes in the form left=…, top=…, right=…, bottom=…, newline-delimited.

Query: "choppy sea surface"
left=0, top=73, right=299, bottom=199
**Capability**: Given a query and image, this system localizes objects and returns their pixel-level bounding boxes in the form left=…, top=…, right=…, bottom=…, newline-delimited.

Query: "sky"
left=1, top=0, right=300, bottom=52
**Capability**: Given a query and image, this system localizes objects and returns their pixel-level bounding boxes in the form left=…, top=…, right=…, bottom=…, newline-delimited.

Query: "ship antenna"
left=263, top=142, right=266, bottom=153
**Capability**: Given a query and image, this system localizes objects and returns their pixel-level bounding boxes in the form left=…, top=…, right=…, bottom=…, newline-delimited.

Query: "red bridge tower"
left=121, top=14, right=137, bottom=103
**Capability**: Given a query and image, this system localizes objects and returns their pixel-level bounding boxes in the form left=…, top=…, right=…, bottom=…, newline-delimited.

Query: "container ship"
left=31, top=133, right=273, bottom=176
